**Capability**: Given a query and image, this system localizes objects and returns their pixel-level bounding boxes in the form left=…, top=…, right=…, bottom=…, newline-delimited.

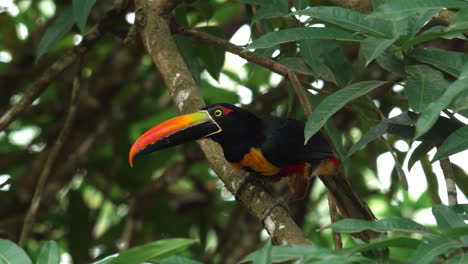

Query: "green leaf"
left=304, top=81, right=387, bottom=142
left=376, top=51, right=405, bottom=77
left=241, top=240, right=273, bottom=264
left=292, top=7, right=394, bottom=38
left=154, top=256, right=203, bottom=264
left=360, top=37, right=398, bottom=67
left=447, top=7, right=468, bottom=31
left=405, top=9, right=441, bottom=37
left=299, top=40, right=324, bottom=77
left=445, top=254, right=468, bottom=264
left=432, top=205, right=466, bottom=231
left=175, top=35, right=202, bottom=85
left=401, top=27, right=468, bottom=49
left=443, top=225, right=468, bottom=240
left=327, top=218, right=440, bottom=237
left=407, top=237, right=461, bottom=264
left=0, top=239, right=32, bottom=264
left=194, top=27, right=225, bottom=81
left=372, top=0, right=468, bottom=20
left=242, top=244, right=335, bottom=263
left=321, top=41, right=353, bottom=87
left=246, top=28, right=364, bottom=50
left=36, top=7, right=75, bottom=59
left=414, top=77, right=468, bottom=139
left=252, top=0, right=288, bottom=22
left=279, top=57, right=314, bottom=76
left=72, top=0, right=96, bottom=33
left=340, top=237, right=421, bottom=255
left=347, top=112, right=415, bottom=158
left=37, top=241, right=60, bottom=264
left=405, top=65, right=449, bottom=112
left=108, top=238, right=197, bottom=264
left=432, top=126, right=468, bottom=161
left=406, top=141, right=434, bottom=171
left=308, top=255, right=375, bottom=264
left=409, top=48, right=467, bottom=78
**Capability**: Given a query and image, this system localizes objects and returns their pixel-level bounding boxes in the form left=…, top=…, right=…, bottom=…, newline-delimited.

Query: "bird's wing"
left=260, top=116, right=335, bottom=168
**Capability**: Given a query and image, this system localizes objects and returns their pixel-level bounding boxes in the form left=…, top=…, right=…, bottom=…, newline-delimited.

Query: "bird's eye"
left=214, top=109, right=223, bottom=117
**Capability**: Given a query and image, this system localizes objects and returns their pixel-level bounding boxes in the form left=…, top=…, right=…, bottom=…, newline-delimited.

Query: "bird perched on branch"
left=129, top=103, right=375, bottom=224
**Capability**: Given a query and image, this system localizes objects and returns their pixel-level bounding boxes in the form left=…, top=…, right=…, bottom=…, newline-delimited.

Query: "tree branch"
left=19, top=63, right=81, bottom=247
left=439, top=157, right=458, bottom=206
left=136, top=0, right=310, bottom=245
left=0, top=4, right=128, bottom=132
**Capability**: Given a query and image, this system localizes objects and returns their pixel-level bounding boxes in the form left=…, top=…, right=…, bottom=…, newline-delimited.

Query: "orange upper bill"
left=129, top=111, right=220, bottom=166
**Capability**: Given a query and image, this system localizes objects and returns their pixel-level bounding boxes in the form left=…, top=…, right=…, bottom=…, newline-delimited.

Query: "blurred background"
left=0, top=0, right=467, bottom=263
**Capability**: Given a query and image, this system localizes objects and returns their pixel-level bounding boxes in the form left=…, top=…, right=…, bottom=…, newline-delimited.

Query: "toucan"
left=129, top=103, right=376, bottom=224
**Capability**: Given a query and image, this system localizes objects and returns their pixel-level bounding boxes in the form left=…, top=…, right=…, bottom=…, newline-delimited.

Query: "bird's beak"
left=129, top=110, right=221, bottom=167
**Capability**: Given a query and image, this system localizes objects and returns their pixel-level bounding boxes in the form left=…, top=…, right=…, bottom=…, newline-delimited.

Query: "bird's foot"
left=233, top=173, right=273, bottom=201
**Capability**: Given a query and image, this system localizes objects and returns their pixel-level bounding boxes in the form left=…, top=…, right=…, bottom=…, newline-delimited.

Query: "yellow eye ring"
left=214, top=109, right=223, bottom=117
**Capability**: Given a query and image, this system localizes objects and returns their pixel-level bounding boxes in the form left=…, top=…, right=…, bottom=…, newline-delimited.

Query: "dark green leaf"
left=445, top=254, right=468, bottom=264
left=299, top=40, right=325, bottom=77
left=321, top=41, right=353, bottom=87
left=401, top=27, right=468, bottom=49
left=155, top=256, right=203, bottom=264
left=407, top=237, right=461, bottom=264
left=0, top=239, right=32, bottom=264
left=327, top=218, right=440, bottom=237
left=406, top=141, right=434, bottom=171
left=241, top=240, right=272, bottom=264
left=340, top=237, right=421, bottom=256
left=108, top=238, right=197, bottom=264
left=409, top=48, right=467, bottom=78
left=346, top=112, right=417, bottom=157
left=443, top=225, right=468, bottom=240
left=432, top=205, right=466, bottom=231
left=361, top=37, right=398, bottom=66
left=372, top=0, right=468, bottom=20
left=252, top=0, right=288, bottom=22
left=72, top=0, right=96, bottom=33
left=242, top=244, right=334, bottom=263
left=175, top=35, right=202, bottom=84
left=414, top=77, right=468, bottom=139
left=405, top=9, right=441, bottom=37
left=194, top=27, right=225, bottom=81
left=376, top=51, right=405, bottom=77
left=279, top=57, right=314, bottom=76
left=37, top=241, right=60, bottom=264
left=309, top=255, right=375, bottom=264
left=305, top=81, right=387, bottom=142
left=432, top=126, right=468, bottom=161
left=293, top=0, right=308, bottom=10
left=36, top=7, right=75, bottom=59
left=405, top=65, right=449, bottom=112
left=292, top=7, right=394, bottom=38
left=246, top=28, right=365, bottom=50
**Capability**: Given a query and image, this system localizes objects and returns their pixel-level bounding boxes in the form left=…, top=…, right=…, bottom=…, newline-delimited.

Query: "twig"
left=175, top=24, right=333, bottom=88
left=439, top=156, right=458, bottom=206
left=137, top=0, right=310, bottom=245
left=288, top=70, right=313, bottom=116
left=0, top=4, right=128, bottom=133
left=288, top=70, right=343, bottom=246
left=443, top=109, right=464, bottom=125
left=327, top=191, right=343, bottom=249
left=18, top=62, right=81, bottom=247
left=0, top=177, right=11, bottom=189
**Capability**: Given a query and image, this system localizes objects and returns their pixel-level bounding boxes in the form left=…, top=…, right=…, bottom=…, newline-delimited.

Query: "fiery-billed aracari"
left=129, top=103, right=375, bottom=222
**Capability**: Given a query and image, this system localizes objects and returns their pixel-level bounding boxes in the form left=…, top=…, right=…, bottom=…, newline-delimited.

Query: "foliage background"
left=0, top=0, right=467, bottom=263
